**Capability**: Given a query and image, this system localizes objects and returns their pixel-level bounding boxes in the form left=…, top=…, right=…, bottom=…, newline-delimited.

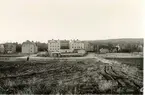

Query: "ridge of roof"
left=22, top=40, right=37, bottom=46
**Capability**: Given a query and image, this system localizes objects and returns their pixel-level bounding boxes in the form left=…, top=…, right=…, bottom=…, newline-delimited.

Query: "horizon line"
left=0, top=37, right=143, bottom=44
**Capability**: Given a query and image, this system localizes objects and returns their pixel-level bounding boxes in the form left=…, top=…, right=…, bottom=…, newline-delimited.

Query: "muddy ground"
left=0, top=58, right=143, bottom=94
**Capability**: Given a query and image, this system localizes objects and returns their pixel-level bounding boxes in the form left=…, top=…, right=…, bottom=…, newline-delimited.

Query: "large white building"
left=48, top=39, right=85, bottom=53
left=70, top=39, right=85, bottom=50
left=48, top=40, right=60, bottom=52
left=22, top=40, right=38, bottom=54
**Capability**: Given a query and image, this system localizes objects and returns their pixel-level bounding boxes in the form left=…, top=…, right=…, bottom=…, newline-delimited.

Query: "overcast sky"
left=0, top=0, right=144, bottom=43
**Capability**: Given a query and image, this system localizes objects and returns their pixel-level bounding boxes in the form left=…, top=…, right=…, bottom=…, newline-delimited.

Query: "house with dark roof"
left=22, top=40, right=38, bottom=54
left=99, top=48, right=109, bottom=54
left=84, top=42, right=94, bottom=52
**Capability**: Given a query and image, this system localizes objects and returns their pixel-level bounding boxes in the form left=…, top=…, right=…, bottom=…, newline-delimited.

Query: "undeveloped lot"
left=97, top=53, right=143, bottom=58
left=0, top=58, right=143, bottom=94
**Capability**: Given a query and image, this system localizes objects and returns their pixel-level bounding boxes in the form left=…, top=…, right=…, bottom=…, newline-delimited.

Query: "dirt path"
left=16, top=53, right=115, bottom=65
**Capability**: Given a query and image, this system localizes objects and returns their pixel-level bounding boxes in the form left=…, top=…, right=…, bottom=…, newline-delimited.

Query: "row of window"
left=71, top=44, right=84, bottom=45
left=72, top=47, right=83, bottom=49
left=48, top=43, right=59, bottom=45
left=23, top=45, right=34, bottom=48
left=48, top=45, right=84, bottom=47
left=49, top=48, right=59, bottom=50
left=48, top=46, right=59, bottom=47
left=48, top=43, right=84, bottom=46
left=48, top=46, right=84, bottom=49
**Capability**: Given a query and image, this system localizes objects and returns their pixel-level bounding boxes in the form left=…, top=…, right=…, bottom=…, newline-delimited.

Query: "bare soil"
left=0, top=58, right=143, bottom=94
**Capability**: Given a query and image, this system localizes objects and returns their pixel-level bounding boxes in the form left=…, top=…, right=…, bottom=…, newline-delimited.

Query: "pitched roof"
left=22, top=40, right=37, bottom=46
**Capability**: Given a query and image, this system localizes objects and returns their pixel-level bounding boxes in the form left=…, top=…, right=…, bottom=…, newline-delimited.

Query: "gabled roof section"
left=22, top=40, right=37, bottom=46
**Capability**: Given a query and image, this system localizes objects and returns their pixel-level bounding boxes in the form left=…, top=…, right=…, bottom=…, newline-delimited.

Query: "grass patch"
left=0, top=59, right=143, bottom=94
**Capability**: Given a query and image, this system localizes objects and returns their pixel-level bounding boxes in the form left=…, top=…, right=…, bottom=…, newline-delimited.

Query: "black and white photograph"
left=0, top=0, right=144, bottom=94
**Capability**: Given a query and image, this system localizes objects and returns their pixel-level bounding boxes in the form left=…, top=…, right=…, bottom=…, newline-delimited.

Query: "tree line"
left=13, top=41, right=144, bottom=53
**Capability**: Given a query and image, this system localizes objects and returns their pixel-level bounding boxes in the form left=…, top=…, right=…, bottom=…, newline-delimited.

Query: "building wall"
left=48, top=39, right=85, bottom=53
left=48, top=40, right=60, bottom=52
left=84, top=42, right=94, bottom=52
left=70, top=40, right=85, bottom=50
left=35, top=46, right=38, bottom=53
left=22, top=43, right=37, bottom=54
left=0, top=44, right=5, bottom=53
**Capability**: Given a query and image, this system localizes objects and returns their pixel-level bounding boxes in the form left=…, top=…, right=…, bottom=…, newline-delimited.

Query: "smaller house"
left=0, top=44, right=5, bottom=54
left=84, top=42, right=94, bottom=52
left=59, top=49, right=74, bottom=53
left=73, top=49, right=86, bottom=54
left=137, top=44, right=143, bottom=52
left=99, top=48, right=109, bottom=54
left=77, top=49, right=86, bottom=54
left=112, top=47, right=118, bottom=53
left=4, top=43, right=16, bottom=53
left=22, top=40, right=38, bottom=54
left=51, top=52, right=61, bottom=57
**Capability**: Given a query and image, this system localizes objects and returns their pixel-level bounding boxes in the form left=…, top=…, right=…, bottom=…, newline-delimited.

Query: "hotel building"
left=48, top=39, right=85, bottom=53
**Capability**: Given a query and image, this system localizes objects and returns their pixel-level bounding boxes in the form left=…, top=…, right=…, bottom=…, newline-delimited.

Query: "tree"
left=107, top=43, right=114, bottom=52
left=35, top=42, right=48, bottom=52
left=15, top=43, right=22, bottom=52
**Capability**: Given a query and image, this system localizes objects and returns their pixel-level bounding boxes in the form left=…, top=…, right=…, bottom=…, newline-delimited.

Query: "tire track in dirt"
left=100, top=65, right=114, bottom=81
left=105, top=65, right=140, bottom=89
left=110, top=65, right=142, bottom=89
left=104, top=65, right=124, bottom=87
left=108, top=66, right=129, bottom=87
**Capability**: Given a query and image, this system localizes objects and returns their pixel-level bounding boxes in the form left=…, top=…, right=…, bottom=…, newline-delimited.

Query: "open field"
left=0, top=58, right=143, bottom=94
left=97, top=53, right=143, bottom=58
left=0, top=53, right=29, bottom=57
left=106, top=58, right=143, bottom=70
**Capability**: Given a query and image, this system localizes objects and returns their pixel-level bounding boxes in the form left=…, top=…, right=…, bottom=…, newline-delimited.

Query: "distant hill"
left=88, top=38, right=144, bottom=45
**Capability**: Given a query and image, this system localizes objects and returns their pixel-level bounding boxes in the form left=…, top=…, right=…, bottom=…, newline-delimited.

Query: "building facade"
left=70, top=40, right=85, bottom=50
left=48, top=39, right=86, bottom=57
left=48, top=39, right=85, bottom=52
left=4, top=43, right=16, bottom=53
left=48, top=39, right=60, bottom=52
left=0, top=44, right=5, bottom=53
left=84, top=42, right=94, bottom=52
left=22, top=40, right=38, bottom=54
